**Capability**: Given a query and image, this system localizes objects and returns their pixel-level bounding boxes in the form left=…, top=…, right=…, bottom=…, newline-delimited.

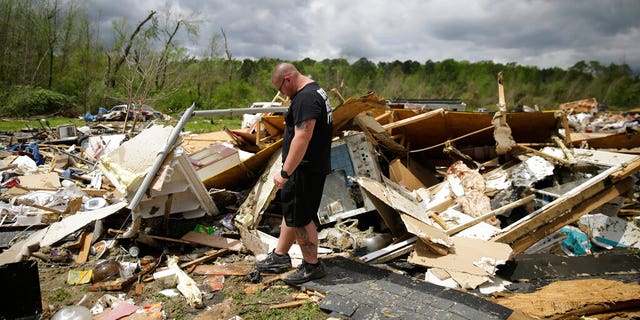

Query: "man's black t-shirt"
left=282, top=82, right=333, bottom=174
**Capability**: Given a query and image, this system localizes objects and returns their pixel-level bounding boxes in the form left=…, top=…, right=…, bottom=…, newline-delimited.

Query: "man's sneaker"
left=284, top=260, right=326, bottom=285
left=256, top=250, right=292, bottom=274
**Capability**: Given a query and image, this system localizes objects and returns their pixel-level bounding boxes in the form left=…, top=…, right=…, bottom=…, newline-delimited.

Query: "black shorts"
left=281, top=168, right=327, bottom=228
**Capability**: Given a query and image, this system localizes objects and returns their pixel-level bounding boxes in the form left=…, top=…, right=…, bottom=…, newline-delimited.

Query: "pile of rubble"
left=1, top=93, right=639, bottom=319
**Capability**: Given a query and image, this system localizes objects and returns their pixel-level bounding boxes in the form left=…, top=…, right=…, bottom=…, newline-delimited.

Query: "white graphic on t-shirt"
left=317, top=88, right=333, bottom=125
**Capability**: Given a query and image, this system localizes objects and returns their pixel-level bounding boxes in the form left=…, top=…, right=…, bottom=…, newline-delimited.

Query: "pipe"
left=191, top=106, right=288, bottom=117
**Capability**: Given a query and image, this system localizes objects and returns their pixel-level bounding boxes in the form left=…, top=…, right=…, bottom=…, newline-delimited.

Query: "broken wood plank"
left=354, top=113, right=406, bottom=152
left=446, top=194, right=535, bottom=236
left=193, top=261, right=254, bottom=276
left=382, top=108, right=444, bottom=132
left=551, top=135, right=576, bottom=164
left=331, top=92, right=388, bottom=136
left=515, top=144, right=574, bottom=166
left=13, top=198, right=65, bottom=215
left=0, top=164, right=18, bottom=171
left=492, top=279, right=640, bottom=319
left=388, top=158, right=426, bottom=191
left=374, top=111, right=392, bottom=123
left=268, top=299, right=309, bottom=309
left=262, top=269, right=296, bottom=284
left=409, top=125, right=495, bottom=154
left=352, top=176, right=408, bottom=238
left=181, top=231, right=243, bottom=251
left=75, top=232, right=93, bottom=264
left=330, top=88, right=345, bottom=104
left=610, top=156, right=640, bottom=181
left=180, top=249, right=229, bottom=269
left=443, top=141, right=483, bottom=169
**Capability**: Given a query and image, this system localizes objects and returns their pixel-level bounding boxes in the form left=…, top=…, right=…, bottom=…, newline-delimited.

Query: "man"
left=256, top=62, right=333, bottom=284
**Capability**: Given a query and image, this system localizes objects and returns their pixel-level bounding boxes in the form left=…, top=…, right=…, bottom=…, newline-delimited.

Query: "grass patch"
left=0, top=116, right=243, bottom=134
left=0, top=117, right=86, bottom=132
left=183, top=117, right=242, bottom=133
left=49, top=288, right=72, bottom=303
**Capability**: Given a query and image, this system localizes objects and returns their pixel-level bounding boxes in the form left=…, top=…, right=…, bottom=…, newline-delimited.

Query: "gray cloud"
left=85, top=0, right=640, bottom=70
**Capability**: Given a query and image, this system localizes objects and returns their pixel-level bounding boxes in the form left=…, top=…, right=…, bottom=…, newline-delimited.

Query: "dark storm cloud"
left=85, top=0, right=640, bottom=70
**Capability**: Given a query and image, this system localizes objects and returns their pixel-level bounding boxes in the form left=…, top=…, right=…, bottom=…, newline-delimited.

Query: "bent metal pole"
left=191, top=106, right=288, bottom=117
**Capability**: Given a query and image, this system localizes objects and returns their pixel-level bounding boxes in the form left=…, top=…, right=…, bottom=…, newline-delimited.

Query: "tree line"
left=1, top=0, right=638, bottom=118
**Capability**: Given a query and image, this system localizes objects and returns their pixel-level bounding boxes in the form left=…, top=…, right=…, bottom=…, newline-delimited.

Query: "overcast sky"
left=89, top=0, right=640, bottom=71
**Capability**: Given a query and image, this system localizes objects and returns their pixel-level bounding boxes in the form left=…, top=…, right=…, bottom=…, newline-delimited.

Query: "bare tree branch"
left=221, top=27, right=232, bottom=82
left=155, top=19, right=181, bottom=89
left=106, top=10, right=156, bottom=88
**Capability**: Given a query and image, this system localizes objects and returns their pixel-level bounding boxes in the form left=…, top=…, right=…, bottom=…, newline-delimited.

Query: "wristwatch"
left=280, top=169, right=291, bottom=179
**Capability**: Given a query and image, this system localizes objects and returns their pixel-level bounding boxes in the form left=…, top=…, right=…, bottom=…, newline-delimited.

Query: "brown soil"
left=37, top=250, right=328, bottom=320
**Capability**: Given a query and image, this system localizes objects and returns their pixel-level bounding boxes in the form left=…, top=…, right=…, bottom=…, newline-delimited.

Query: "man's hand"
left=274, top=174, right=288, bottom=189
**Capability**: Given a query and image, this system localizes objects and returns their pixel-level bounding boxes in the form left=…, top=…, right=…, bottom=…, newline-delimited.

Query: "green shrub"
left=165, top=89, right=195, bottom=113
left=2, top=85, right=75, bottom=117
left=209, top=81, right=255, bottom=109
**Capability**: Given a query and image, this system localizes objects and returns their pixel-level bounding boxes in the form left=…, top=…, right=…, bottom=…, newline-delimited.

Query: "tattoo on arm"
left=296, top=120, right=309, bottom=130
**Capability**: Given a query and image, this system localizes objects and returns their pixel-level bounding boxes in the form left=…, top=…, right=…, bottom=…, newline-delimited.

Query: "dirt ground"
left=33, top=210, right=329, bottom=320
left=37, top=252, right=328, bottom=320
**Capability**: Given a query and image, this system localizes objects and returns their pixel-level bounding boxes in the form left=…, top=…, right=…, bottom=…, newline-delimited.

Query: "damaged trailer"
left=233, top=91, right=640, bottom=319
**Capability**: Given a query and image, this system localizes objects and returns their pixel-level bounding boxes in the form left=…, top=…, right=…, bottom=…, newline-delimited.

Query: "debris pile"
left=1, top=89, right=640, bottom=319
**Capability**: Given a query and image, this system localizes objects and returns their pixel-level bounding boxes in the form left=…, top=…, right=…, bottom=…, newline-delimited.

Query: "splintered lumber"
left=409, top=125, right=495, bottom=154
left=446, top=195, right=535, bottom=236
left=181, top=231, right=243, bottom=251
left=331, top=88, right=345, bottom=104
left=497, top=72, right=505, bottom=109
left=331, top=92, right=388, bottom=136
left=551, top=135, right=576, bottom=164
left=354, top=113, right=406, bottom=152
left=388, top=158, right=426, bottom=191
left=268, top=300, right=309, bottom=309
left=493, top=279, right=640, bottom=319
left=168, top=256, right=203, bottom=308
left=443, top=141, right=482, bottom=169
left=13, top=198, right=65, bottom=215
left=382, top=108, right=444, bottom=132
left=515, top=144, right=574, bottom=166
left=180, top=249, right=229, bottom=270
left=193, top=261, right=253, bottom=276
left=75, top=232, right=93, bottom=264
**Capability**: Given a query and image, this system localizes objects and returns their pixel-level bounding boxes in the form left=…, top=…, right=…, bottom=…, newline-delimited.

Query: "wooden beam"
left=180, top=248, right=229, bottom=269
left=375, top=111, right=392, bottom=123
left=410, top=125, right=495, bottom=154
left=13, top=198, right=65, bottom=215
left=446, top=194, right=535, bottom=236
left=515, top=144, right=574, bottom=166
left=331, top=88, right=345, bottom=104
left=268, top=300, right=309, bottom=309
left=611, top=157, right=640, bottom=181
left=382, top=108, right=444, bottom=132
left=76, top=232, right=93, bottom=264
left=551, top=135, right=576, bottom=164
left=561, top=111, right=573, bottom=145
left=354, top=113, right=406, bottom=152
